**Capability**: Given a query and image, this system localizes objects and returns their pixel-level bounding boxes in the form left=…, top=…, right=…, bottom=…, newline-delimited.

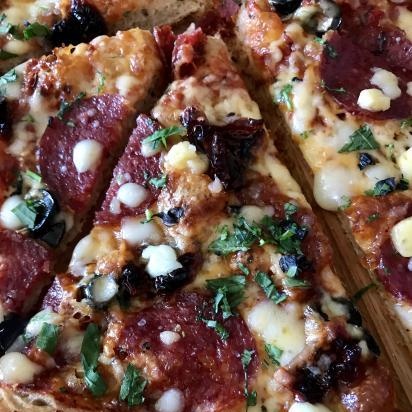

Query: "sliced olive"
left=117, top=263, right=148, bottom=307
left=358, top=153, right=376, bottom=170
left=82, top=275, right=118, bottom=308
left=39, top=221, right=66, bottom=248
left=30, top=190, right=59, bottom=235
left=155, top=207, right=185, bottom=226
left=269, top=0, right=302, bottom=16
left=298, top=0, right=342, bottom=35
left=153, top=267, right=189, bottom=292
left=0, top=314, right=28, bottom=356
left=0, top=96, right=12, bottom=140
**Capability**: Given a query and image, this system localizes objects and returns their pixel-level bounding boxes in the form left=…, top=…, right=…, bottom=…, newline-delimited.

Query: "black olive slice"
left=155, top=207, right=185, bottom=226
left=269, top=0, right=302, bottom=16
left=0, top=314, right=28, bottom=356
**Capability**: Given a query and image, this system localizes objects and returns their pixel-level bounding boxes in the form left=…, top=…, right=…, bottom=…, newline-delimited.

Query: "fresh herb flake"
left=337, top=195, right=352, bottom=211
left=149, top=173, right=167, bottom=188
left=241, top=349, right=256, bottom=409
left=0, top=69, right=17, bottom=88
left=365, top=177, right=396, bottom=197
left=275, top=84, right=293, bottom=111
left=254, top=271, right=286, bottom=304
left=237, top=262, right=250, bottom=276
left=314, top=37, right=338, bottom=58
left=56, top=92, right=86, bottom=120
left=119, top=364, right=147, bottom=406
left=23, top=22, right=50, bottom=40
left=142, top=126, right=186, bottom=150
left=12, top=201, right=37, bottom=229
left=265, top=343, right=283, bottom=366
left=36, top=323, right=59, bottom=354
left=284, top=202, right=298, bottom=219
left=97, top=71, right=106, bottom=94
left=320, top=80, right=345, bottom=93
left=338, top=125, right=379, bottom=153
left=81, top=323, right=107, bottom=397
left=202, top=319, right=229, bottom=341
left=401, top=118, right=412, bottom=128
left=283, top=277, right=311, bottom=288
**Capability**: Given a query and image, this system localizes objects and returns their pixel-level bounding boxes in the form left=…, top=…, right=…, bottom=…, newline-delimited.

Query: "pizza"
left=0, top=0, right=211, bottom=73
left=0, top=1, right=406, bottom=411
left=234, top=0, right=412, bottom=341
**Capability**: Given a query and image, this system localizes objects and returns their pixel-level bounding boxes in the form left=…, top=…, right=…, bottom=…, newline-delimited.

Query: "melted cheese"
left=396, top=6, right=412, bottom=42
left=397, top=147, right=412, bottom=181
left=247, top=300, right=305, bottom=365
left=357, top=89, right=390, bottom=112
left=25, top=309, right=61, bottom=339
left=120, top=217, right=162, bottom=246
left=370, top=68, right=401, bottom=100
left=159, top=331, right=181, bottom=345
left=141, top=245, right=183, bottom=278
left=0, top=195, right=25, bottom=230
left=240, top=205, right=275, bottom=224
left=117, top=183, right=148, bottom=208
left=0, top=352, right=42, bottom=384
left=155, top=388, right=185, bottom=412
left=72, top=140, right=103, bottom=173
left=165, top=141, right=209, bottom=174
left=391, top=217, right=412, bottom=257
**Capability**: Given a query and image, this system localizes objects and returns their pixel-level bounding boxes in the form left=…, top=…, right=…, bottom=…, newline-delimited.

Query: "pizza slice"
left=0, top=27, right=396, bottom=412
left=0, top=27, right=164, bottom=318
left=234, top=0, right=412, bottom=339
left=0, top=0, right=213, bottom=74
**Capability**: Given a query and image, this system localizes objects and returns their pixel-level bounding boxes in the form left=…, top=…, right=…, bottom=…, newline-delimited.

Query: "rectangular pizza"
left=0, top=26, right=398, bottom=412
left=234, top=0, right=412, bottom=344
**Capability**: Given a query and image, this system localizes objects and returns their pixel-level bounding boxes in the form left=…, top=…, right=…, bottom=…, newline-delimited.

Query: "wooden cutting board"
left=246, top=81, right=412, bottom=411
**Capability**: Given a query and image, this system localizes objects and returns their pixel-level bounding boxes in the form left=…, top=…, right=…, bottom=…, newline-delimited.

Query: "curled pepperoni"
left=197, top=0, right=239, bottom=37
left=115, top=292, right=258, bottom=411
left=320, top=5, right=412, bottom=120
left=172, top=28, right=206, bottom=79
left=39, top=94, right=132, bottom=213
left=154, top=25, right=176, bottom=70
left=94, top=114, right=161, bottom=225
left=0, top=230, right=53, bottom=314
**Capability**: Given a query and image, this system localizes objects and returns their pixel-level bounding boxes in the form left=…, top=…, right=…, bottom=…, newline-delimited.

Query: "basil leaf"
left=56, top=92, right=86, bottom=120
left=36, top=323, right=59, bottom=354
left=246, top=390, right=257, bottom=407
left=338, top=125, right=379, bottom=153
left=284, top=202, right=298, bottom=219
left=142, top=126, right=186, bottom=150
left=265, top=343, right=283, bottom=366
left=241, top=349, right=256, bottom=409
left=365, top=177, right=396, bottom=197
left=283, top=277, right=311, bottom=288
left=81, top=323, right=107, bottom=397
left=119, top=364, right=147, bottom=406
left=23, top=22, right=50, bottom=40
left=275, top=84, right=293, bottom=110
left=149, top=174, right=167, bottom=188
left=0, top=49, right=17, bottom=60
left=241, top=349, right=255, bottom=369
left=254, top=272, right=286, bottom=304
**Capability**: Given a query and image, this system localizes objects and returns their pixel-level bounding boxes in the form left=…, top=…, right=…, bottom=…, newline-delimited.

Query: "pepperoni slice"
left=39, top=94, right=132, bottom=213
left=94, top=114, right=161, bottom=225
left=0, top=230, right=53, bottom=314
left=320, top=5, right=412, bottom=120
left=115, top=292, right=258, bottom=411
left=172, top=28, right=206, bottom=79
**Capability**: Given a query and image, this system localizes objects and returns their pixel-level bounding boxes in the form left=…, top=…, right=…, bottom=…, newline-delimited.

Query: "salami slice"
left=320, top=5, right=412, bottom=120
left=39, top=94, right=132, bottom=213
left=0, top=142, right=17, bottom=204
left=94, top=114, right=161, bottom=225
left=115, top=292, right=258, bottom=411
left=0, top=230, right=53, bottom=314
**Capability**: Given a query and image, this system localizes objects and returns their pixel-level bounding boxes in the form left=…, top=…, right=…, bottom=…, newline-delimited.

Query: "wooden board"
left=240, top=77, right=412, bottom=410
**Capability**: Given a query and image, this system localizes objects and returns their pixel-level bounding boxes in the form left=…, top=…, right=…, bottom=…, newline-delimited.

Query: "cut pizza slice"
left=0, top=27, right=164, bottom=318
left=0, top=27, right=397, bottom=412
left=234, top=0, right=412, bottom=339
left=0, top=0, right=213, bottom=74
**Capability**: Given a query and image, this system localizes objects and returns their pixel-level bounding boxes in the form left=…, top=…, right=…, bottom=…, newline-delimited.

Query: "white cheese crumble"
left=159, top=331, right=181, bottom=345
left=165, top=141, right=209, bottom=174
left=72, top=139, right=103, bottom=173
left=117, top=183, right=148, bottom=208
left=391, top=217, right=412, bottom=257
left=0, top=195, right=25, bottom=230
left=155, top=388, right=185, bottom=412
left=141, top=245, right=183, bottom=278
left=120, top=217, right=161, bottom=246
left=357, top=89, right=390, bottom=112
left=0, top=352, right=42, bottom=384
left=370, top=68, right=401, bottom=99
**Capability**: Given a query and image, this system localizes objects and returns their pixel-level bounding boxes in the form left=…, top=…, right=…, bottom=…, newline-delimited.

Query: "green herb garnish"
left=201, top=319, right=229, bottom=341
left=119, top=364, right=147, bottom=406
left=142, top=126, right=186, bottom=150
left=254, top=272, right=286, bottom=304
left=36, top=323, right=59, bottom=354
left=241, top=349, right=257, bottom=408
left=23, top=22, right=50, bottom=40
left=275, top=84, right=293, bottom=111
left=338, top=125, right=379, bottom=153
left=149, top=173, right=167, bottom=188
left=264, top=343, right=283, bottom=366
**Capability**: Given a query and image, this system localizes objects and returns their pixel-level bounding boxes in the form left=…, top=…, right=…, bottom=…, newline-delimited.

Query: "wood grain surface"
left=242, top=78, right=412, bottom=411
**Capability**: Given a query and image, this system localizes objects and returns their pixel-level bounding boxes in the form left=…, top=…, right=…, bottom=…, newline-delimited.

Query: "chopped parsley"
left=206, top=275, right=246, bottom=319
left=12, top=201, right=37, bottom=229
left=241, top=349, right=257, bottom=408
left=320, top=80, right=345, bottom=93
left=149, top=173, right=167, bottom=188
left=56, top=92, right=86, bottom=120
left=254, top=272, right=286, bottom=304
left=80, top=323, right=107, bottom=397
left=22, top=22, right=50, bottom=40
left=284, top=202, right=298, bottom=219
left=35, top=323, right=59, bottom=354
left=337, top=195, right=352, bottom=211
left=119, top=364, right=147, bottom=406
left=275, top=83, right=293, bottom=111
left=352, top=282, right=377, bottom=303
left=201, top=318, right=229, bottom=341
left=365, top=177, right=396, bottom=197
left=314, top=37, right=338, bottom=58
left=237, top=262, right=250, bottom=276
left=338, top=125, right=379, bottom=153
left=299, top=130, right=312, bottom=139
left=283, top=277, right=311, bottom=288
left=142, top=126, right=186, bottom=150
left=208, top=214, right=307, bottom=257
left=142, top=209, right=153, bottom=223
left=264, top=343, right=283, bottom=366
left=367, top=213, right=380, bottom=222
